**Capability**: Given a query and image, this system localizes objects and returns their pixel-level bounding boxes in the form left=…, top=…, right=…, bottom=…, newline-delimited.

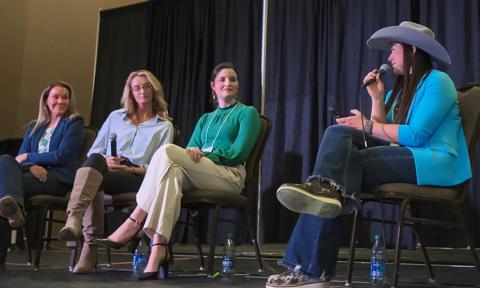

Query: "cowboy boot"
left=58, top=167, right=103, bottom=241
left=72, top=191, right=104, bottom=273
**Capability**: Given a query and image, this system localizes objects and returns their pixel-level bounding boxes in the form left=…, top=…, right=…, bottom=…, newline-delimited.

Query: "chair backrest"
left=458, top=87, right=480, bottom=162
left=243, top=115, right=272, bottom=203
left=79, top=126, right=98, bottom=163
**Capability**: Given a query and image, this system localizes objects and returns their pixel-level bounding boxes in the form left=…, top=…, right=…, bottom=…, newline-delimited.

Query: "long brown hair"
left=385, top=43, right=433, bottom=124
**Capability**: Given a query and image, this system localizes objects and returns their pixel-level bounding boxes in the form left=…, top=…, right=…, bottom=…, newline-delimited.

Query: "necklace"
left=202, top=102, right=239, bottom=153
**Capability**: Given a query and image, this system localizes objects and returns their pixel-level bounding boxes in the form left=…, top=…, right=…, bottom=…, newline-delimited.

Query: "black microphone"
left=362, top=64, right=391, bottom=88
left=110, top=133, right=117, bottom=157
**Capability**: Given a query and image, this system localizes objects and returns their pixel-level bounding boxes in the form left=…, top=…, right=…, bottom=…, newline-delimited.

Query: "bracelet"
left=364, top=120, right=374, bottom=135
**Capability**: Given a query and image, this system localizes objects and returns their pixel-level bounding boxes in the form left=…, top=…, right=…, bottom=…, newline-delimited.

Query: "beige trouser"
left=136, top=144, right=245, bottom=241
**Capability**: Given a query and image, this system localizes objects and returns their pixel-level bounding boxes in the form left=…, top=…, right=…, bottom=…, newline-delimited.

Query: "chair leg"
left=245, top=207, right=262, bottom=272
left=104, top=211, right=112, bottom=267
left=250, top=231, right=263, bottom=272
left=45, top=210, right=54, bottom=250
left=457, top=205, right=480, bottom=271
left=34, top=208, right=48, bottom=270
left=345, top=210, right=359, bottom=287
left=191, top=210, right=205, bottom=271
left=413, top=223, right=435, bottom=282
left=207, top=205, right=221, bottom=274
left=68, top=240, right=79, bottom=272
left=392, top=199, right=410, bottom=287
left=168, top=242, right=174, bottom=265
left=21, top=225, right=32, bottom=266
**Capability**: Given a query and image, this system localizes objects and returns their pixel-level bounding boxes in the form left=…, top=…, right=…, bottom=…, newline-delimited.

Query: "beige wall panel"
left=0, top=0, right=144, bottom=139
left=0, top=0, right=28, bottom=137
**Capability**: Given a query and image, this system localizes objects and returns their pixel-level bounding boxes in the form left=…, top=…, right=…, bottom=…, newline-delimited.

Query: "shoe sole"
left=58, top=227, right=79, bottom=241
left=276, top=186, right=341, bottom=219
left=0, top=196, right=19, bottom=218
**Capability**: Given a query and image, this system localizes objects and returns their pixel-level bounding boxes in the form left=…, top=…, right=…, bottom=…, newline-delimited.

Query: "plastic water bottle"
left=370, top=234, right=387, bottom=287
left=133, top=238, right=149, bottom=273
left=222, top=234, right=236, bottom=277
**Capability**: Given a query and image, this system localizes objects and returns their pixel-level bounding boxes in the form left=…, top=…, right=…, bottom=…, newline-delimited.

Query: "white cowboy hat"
left=367, top=21, right=451, bottom=65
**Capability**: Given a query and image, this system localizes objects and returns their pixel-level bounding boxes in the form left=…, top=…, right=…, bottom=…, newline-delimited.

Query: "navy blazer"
left=18, top=116, right=85, bottom=184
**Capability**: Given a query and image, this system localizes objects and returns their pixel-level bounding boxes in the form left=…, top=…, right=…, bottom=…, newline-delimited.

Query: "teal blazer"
left=386, top=69, right=471, bottom=186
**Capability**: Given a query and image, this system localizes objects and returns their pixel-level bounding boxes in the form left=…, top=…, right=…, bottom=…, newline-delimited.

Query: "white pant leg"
left=136, top=144, right=246, bottom=241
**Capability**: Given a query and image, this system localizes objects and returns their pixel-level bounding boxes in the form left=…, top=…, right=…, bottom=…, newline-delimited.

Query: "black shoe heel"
left=158, top=262, right=169, bottom=279
left=135, top=242, right=169, bottom=281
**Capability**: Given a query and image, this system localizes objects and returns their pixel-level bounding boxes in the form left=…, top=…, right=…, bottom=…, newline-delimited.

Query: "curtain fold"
left=262, top=0, right=480, bottom=246
left=90, top=3, right=151, bottom=128
left=148, top=0, right=262, bottom=146
left=91, top=0, right=480, bottom=247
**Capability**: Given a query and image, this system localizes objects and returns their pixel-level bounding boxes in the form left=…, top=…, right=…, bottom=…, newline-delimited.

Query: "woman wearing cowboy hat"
left=267, top=21, right=471, bottom=288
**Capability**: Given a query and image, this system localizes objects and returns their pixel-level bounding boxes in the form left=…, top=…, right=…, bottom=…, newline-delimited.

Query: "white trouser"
left=136, top=144, right=245, bottom=241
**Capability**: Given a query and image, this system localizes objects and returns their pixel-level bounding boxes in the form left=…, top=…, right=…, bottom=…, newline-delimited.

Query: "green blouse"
left=187, top=102, right=261, bottom=166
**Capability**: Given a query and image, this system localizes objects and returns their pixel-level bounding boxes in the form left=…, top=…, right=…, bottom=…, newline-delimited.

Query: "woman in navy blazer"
left=0, top=81, right=84, bottom=269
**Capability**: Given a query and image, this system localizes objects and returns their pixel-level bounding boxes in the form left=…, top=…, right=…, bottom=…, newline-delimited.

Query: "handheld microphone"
left=110, top=133, right=117, bottom=157
left=362, top=64, right=391, bottom=88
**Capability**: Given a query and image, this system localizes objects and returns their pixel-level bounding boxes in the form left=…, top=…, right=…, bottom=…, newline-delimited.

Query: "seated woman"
left=0, top=81, right=84, bottom=270
left=267, top=22, right=471, bottom=288
left=58, top=70, right=174, bottom=274
left=96, top=62, right=261, bottom=280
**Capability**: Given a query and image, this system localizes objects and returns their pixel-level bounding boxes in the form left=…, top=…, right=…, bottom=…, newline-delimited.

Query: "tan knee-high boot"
left=73, top=191, right=104, bottom=274
left=58, top=167, right=103, bottom=241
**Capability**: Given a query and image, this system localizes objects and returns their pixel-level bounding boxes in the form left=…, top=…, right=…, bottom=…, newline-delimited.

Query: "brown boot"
left=58, top=167, right=103, bottom=241
left=73, top=242, right=97, bottom=274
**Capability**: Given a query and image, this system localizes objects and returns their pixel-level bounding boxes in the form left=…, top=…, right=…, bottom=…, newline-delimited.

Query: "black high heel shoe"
left=136, top=243, right=169, bottom=280
left=95, top=217, right=144, bottom=249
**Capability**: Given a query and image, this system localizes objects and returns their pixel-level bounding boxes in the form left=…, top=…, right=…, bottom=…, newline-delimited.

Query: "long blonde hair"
left=30, top=81, right=79, bottom=135
left=120, top=70, right=172, bottom=122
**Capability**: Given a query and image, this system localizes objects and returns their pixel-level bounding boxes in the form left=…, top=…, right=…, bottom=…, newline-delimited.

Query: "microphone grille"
left=110, top=133, right=117, bottom=141
left=379, top=64, right=391, bottom=74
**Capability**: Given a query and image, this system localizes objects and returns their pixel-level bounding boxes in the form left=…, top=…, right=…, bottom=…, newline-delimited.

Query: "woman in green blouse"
left=96, top=62, right=261, bottom=280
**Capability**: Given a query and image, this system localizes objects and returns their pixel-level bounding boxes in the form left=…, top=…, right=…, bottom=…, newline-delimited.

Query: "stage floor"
left=0, top=244, right=478, bottom=288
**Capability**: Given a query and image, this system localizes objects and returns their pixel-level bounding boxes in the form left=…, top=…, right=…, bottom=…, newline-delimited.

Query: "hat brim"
left=367, top=26, right=451, bottom=66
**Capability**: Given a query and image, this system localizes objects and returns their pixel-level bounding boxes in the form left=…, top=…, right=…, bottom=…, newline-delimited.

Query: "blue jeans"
left=282, top=125, right=417, bottom=278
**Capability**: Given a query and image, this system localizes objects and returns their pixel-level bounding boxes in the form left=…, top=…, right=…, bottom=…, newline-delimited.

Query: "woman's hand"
left=336, top=109, right=367, bottom=131
left=29, top=165, right=48, bottom=182
left=106, top=156, right=123, bottom=168
left=15, top=153, right=28, bottom=164
left=363, top=69, right=386, bottom=102
left=186, top=147, right=204, bottom=163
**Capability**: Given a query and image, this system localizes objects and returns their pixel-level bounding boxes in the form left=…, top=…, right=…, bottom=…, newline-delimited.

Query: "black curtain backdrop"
left=91, top=0, right=262, bottom=244
left=147, top=0, right=262, bottom=146
left=91, top=0, right=480, bottom=248
left=90, top=3, right=151, bottom=128
left=262, top=0, right=480, bottom=247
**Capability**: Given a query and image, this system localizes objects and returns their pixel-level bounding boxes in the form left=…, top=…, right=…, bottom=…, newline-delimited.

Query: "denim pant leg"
left=361, top=145, right=417, bottom=191
left=0, top=155, right=24, bottom=205
left=283, top=127, right=417, bottom=279
left=282, top=214, right=343, bottom=279
left=307, top=125, right=389, bottom=209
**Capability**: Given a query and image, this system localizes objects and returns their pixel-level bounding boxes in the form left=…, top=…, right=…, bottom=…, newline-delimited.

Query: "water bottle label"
left=370, top=262, right=385, bottom=277
left=133, top=253, right=147, bottom=272
left=222, top=256, right=235, bottom=270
